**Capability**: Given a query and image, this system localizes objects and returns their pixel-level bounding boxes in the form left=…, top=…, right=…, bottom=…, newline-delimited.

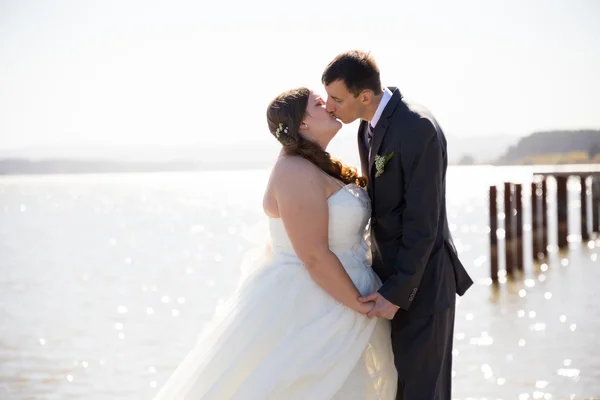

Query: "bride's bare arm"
left=273, top=158, right=372, bottom=315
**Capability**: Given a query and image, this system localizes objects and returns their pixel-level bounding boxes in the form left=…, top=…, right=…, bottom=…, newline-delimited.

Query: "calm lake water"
left=0, top=166, right=598, bottom=399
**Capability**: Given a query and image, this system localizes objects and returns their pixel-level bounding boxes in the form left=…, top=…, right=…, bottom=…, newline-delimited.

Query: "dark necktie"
left=367, top=123, right=374, bottom=147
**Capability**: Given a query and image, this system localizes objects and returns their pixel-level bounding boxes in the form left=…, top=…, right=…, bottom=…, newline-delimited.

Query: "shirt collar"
left=370, top=87, right=393, bottom=128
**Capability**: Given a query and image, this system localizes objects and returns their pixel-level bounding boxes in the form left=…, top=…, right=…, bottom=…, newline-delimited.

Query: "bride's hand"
left=356, top=301, right=375, bottom=315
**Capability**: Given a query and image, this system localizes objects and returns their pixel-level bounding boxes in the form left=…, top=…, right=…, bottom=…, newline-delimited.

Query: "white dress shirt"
left=363, top=87, right=393, bottom=148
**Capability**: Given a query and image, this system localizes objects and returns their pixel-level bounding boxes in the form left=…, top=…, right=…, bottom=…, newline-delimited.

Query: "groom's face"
left=324, top=80, right=362, bottom=124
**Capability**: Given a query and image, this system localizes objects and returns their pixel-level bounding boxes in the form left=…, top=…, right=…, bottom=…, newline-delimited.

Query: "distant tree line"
left=495, top=130, right=600, bottom=165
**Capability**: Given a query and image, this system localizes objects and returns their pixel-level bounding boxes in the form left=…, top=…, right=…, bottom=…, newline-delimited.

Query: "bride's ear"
left=298, top=121, right=309, bottom=132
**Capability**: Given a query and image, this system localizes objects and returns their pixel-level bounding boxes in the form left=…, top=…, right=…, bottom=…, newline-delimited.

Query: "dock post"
left=531, top=181, right=541, bottom=259
left=581, top=176, right=590, bottom=241
left=489, top=186, right=498, bottom=283
left=556, top=176, right=569, bottom=248
left=504, top=182, right=516, bottom=278
left=515, top=184, right=524, bottom=271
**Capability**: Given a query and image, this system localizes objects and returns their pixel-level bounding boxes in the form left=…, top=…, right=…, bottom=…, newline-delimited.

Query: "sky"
left=1, top=0, right=599, bottom=152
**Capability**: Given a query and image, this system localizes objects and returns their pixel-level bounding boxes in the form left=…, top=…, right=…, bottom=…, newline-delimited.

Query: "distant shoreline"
left=2, top=158, right=600, bottom=177
left=0, top=159, right=272, bottom=175
left=2, top=157, right=600, bottom=176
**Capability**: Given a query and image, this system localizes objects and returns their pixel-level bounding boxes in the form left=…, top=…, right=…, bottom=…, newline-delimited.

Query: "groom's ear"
left=358, top=89, right=373, bottom=105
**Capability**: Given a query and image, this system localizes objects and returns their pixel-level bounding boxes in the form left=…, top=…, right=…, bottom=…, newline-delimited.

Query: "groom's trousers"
left=391, top=305, right=455, bottom=400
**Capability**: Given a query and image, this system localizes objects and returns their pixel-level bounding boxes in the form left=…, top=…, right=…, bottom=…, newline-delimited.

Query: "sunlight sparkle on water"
left=557, top=368, right=580, bottom=378
left=530, top=323, right=546, bottom=332
left=525, top=279, right=536, bottom=288
left=470, top=332, right=494, bottom=346
left=481, top=364, right=493, bottom=379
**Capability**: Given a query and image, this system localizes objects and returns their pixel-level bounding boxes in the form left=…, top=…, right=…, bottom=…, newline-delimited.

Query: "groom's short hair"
left=322, top=50, right=382, bottom=97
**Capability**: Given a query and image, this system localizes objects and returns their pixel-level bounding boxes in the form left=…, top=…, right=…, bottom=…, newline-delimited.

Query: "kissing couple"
left=153, top=50, right=473, bottom=400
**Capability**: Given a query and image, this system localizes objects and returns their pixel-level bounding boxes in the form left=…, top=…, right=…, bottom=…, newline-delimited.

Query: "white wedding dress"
left=153, top=181, right=397, bottom=399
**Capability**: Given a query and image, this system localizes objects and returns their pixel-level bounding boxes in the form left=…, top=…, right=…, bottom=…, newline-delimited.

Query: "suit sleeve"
left=378, top=117, right=443, bottom=310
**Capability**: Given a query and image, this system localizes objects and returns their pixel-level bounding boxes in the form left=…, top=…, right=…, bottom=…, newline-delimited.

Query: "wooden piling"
left=556, top=176, right=569, bottom=248
left=541, top=179, right=549, bottom=257
left=504, top=182, right=516, bottom=278
left=531, top=182, right=541, bottom=259
left=593, top=178, right=600, bottom=233
left=489, top=186, right=498, bottom=283
left=515, top=184, right=524, bottom=271
left=580, top=176, right=589, bottom=241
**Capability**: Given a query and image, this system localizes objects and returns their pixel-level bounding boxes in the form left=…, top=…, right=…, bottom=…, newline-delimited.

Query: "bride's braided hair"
left=266, top=87, right=367, bottom=188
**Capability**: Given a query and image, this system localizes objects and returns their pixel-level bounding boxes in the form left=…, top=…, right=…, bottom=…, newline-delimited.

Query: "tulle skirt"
left=153, top=245, right=397, bottom=399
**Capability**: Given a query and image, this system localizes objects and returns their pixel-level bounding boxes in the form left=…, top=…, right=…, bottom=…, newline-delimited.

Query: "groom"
left=322, top=50, right=473, bottom=399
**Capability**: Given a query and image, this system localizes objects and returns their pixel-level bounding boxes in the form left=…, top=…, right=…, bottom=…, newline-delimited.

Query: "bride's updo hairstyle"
left=266, top=87, right=367, bottom=188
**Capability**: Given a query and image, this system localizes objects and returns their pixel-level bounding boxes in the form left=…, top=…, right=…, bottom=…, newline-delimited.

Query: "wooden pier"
left=488, top=165, right=600, bottom=282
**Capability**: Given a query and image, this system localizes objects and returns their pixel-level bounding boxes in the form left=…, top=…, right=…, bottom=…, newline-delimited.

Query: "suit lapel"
left=368, top=88, right=402, bottom=177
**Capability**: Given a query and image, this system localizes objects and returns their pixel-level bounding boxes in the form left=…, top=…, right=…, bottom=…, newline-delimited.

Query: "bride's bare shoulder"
left=263, top=156, right=324, bottom=217
left=271, top=156, right=323, bottom=185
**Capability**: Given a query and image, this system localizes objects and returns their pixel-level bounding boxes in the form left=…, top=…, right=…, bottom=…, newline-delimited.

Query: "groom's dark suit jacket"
left=358, top=87, right=473, bottom=318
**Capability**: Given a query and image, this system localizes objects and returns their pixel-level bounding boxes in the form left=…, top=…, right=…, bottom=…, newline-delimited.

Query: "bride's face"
left=300, top=91, right=342, bottom=144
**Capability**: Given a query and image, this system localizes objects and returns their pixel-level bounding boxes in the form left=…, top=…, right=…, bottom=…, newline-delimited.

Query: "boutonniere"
left=374, top=152, right=394, bottom=177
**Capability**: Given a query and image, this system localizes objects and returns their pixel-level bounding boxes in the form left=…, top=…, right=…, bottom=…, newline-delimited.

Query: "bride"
left=153, top=87, right=397, bottom=399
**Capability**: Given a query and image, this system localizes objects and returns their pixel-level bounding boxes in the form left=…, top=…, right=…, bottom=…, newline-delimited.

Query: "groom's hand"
left=358, top=292, right=399, bottom=320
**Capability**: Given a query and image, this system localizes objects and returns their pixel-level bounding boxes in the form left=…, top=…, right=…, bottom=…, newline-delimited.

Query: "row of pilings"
left=489, top=173, right=600, bottom=282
